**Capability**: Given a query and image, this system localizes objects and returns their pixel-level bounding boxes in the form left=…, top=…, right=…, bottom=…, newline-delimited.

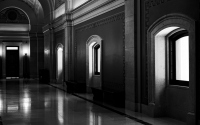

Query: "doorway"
left=6, top=46, right=19, bottom=78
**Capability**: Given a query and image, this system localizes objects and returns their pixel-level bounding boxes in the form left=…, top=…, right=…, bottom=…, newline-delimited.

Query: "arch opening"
left=147, top=14, right=196, bottom=123
left=86, top=35, right=102, bottom=90
left=0, top=7, right=31, bottom=31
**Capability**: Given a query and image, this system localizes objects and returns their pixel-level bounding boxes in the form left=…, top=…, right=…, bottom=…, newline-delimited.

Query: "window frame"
left=93, top=44, right=100, bottom=75
left=168, top=30, right=189, bottom=86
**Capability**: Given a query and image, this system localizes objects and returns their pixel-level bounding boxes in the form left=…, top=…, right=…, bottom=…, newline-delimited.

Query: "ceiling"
left=0, top=0, right=42, bottom=15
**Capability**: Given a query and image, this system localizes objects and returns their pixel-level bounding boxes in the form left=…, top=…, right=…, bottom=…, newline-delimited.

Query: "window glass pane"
left=176, top=36, right=189, bottom=81
left=97, top=47, right=100, bottom=72
left=57, top=48, right=63, bottom=78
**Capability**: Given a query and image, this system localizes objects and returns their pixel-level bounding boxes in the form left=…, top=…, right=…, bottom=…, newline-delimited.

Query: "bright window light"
left=7, top=47, right=18, bottom=50
left=57, top=47, right=63, bottom=79
left=97, top=47, right=100, bottom=72
left=89, top=42, right=96, bottom=75
left=176, top=36, right=189, bottom=81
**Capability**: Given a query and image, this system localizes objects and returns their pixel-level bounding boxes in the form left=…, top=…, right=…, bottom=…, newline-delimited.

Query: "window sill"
left=168, top=85, right=189, bottom=89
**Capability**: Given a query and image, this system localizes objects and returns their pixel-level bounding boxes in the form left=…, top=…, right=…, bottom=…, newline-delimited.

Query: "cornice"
left=42, top=23, right=53, bottom=33
left=42, top=0, right=124, bottom=33
left=0, top=31, right=29, bottom=36
left=0, top=36, right=29, bottom=40
left=71, top=0, right=98, bottom=13
left=53, top=13, right=73, bottom=32
left=53, top=15, right=67, bottom=29
left=75, top=12, right=124, bottom=32
left=72, top=0, right=125, bottom=25
left=43, top=13, right=73, bottom=33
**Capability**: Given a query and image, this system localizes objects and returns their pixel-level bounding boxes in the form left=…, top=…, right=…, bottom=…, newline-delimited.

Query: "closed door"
left=6, top=47, right=19, bottom=78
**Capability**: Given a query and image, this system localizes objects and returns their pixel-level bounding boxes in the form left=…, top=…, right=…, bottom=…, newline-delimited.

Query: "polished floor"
left=0, top=79, right=185, bottom=125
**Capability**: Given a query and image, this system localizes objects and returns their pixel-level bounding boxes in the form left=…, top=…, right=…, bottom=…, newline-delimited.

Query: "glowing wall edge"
left=0, top=24, right=30, bottom=31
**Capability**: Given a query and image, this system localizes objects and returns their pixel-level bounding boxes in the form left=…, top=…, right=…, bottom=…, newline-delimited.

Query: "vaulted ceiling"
left=0, top=0, right=91, bottom=24
left=0, top=0, right=54, bottom=24
left=0, top=0, right=42, bottom=14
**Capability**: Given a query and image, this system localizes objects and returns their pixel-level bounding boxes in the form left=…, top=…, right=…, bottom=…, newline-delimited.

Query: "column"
left=125, top=0, right=140, bottom=111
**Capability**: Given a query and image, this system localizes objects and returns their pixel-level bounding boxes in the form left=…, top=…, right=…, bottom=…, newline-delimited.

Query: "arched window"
left=147, top=14, right=195, bottom=121
left=169, top=29, right=189, bottom=86
left=86, top=35, right=102, bottom=88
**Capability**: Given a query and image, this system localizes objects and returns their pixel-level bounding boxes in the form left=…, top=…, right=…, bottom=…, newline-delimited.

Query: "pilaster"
left=125, top=0, right=139, bottom=111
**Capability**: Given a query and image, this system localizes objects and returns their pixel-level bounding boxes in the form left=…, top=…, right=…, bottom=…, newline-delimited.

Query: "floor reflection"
left=57, top=91, right=64, bottom=124
left=0, top=79, right=145, bottom=125
left=89, top=110, right=102, bottom=125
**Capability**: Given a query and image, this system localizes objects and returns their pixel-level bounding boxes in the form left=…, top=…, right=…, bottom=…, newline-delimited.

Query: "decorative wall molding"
left=42, top=23, right=53, bottom=33
left=0, top=8, right=29, bottom=24
left=0, top=24, right=30, bottom=31
left=72, top=0, right=125, bottom=25
left=75, top=12, right=124, bottom=32
left=43, top=13, right=72, bottom=33
left=54, top=14, right=72, bottom=32
left=53, top=14, right=67, bottom=28
left=72, top=0, right=108, bottom=16
left=44, top=0, right=124, bottom=32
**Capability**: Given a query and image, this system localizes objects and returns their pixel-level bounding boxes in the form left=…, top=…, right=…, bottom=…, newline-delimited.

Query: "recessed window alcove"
left=86, top=35, right=102, bottom=90
left=147, top=14, right=196, bottom=123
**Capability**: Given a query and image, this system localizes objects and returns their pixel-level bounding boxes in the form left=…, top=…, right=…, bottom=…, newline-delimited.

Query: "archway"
left=147, top=14, right=196, bottom=124
left=86, top=35, right=102, bottom=90
left=0, top=7, right=30, bottom=79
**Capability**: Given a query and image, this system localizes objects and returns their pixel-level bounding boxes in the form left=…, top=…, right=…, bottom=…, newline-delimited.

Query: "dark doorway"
left=6, top=47, right=19, bottom=78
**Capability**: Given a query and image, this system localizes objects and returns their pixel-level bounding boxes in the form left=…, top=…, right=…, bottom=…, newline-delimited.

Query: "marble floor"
left=0, top=79, right=185, bottom=125
left=49, top=83, right=186, bottom=125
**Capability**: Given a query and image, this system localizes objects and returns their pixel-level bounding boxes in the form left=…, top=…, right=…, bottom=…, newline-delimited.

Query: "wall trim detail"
left=72, top=0, right=124, bottom=25
left=75, top=12, right=124, bottom=32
